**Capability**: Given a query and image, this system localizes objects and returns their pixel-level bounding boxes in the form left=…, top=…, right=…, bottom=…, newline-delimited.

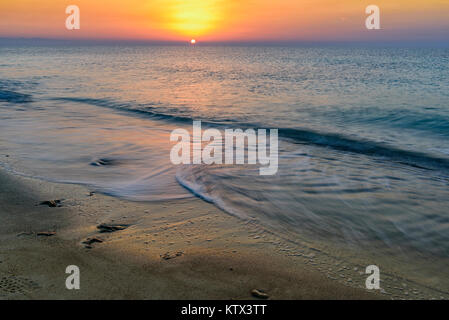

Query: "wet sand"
left=0, top=168, right=379, bottom=299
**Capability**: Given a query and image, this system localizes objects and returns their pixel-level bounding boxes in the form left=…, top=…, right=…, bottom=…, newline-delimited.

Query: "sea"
left=1, top=42, right=448, bottom=295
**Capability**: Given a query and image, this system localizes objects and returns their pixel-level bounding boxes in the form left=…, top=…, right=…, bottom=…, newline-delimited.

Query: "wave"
left=51, top=97, right=207, bottom=124
left=175, top=167, right=251, bottom=220
left=278, top=127, right=449, bottom=171
left=320, top=106, right=449, bottom=137
left=51, top=97, right=244, bottom=125
left=0, top=89, right=32, bottom=103
left=52, top=96, right=449, bottom=173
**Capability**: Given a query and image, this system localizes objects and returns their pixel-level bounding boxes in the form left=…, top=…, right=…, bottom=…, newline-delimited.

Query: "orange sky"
left=0, top=0, right=448, bottom=42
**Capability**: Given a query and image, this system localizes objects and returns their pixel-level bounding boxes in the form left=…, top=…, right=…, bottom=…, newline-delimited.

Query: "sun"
left=190, top=39, right=196, bottom=44
left=162, top=0, right=223, bottom=37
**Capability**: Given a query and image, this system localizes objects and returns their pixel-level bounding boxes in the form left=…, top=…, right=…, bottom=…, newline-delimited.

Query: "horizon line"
left=1, top=37, right=448, bottom=48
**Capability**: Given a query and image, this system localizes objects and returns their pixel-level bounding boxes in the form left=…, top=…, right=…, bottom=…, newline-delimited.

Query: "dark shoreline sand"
left=0, top=168, right=380, bottom=299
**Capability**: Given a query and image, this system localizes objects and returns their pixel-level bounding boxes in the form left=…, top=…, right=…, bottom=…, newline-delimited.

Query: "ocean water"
left=1, top=44, right=449, bottom=292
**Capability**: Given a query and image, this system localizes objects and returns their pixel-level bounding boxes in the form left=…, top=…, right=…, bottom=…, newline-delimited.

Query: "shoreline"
left=0, top=167, right=380, bottom=299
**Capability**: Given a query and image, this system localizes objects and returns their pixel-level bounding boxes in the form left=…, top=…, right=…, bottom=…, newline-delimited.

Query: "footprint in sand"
left=0, top=275, right=39, bottom=296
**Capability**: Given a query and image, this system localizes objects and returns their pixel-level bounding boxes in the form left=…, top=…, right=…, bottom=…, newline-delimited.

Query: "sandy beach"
left=0, top=167, right=379, bottom=299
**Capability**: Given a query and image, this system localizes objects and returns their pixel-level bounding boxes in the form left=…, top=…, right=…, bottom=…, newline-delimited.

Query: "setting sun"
left=190, top=39, right=196, bottom=44
left=162, top=0, right=223, bottom=37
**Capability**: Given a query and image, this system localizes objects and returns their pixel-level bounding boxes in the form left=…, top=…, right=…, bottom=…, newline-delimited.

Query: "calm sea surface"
left=1, top=44, right=449, bottom=292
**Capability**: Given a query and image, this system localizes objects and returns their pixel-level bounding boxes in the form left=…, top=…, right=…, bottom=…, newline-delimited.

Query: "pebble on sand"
left=39, top=200, right=62, bottom=207
left=82, top=237, right=103, bottom=245
left=161, top=251, right=184, bottom=260
left=37, top=231, right=56, bottom=237
left=97, top=224, right=129, bottom=233
left=251, top=289, right=269, bottom=299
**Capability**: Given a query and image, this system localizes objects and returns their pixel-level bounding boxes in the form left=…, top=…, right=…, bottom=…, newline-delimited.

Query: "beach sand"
left=0, top=168, right=379, bottom=299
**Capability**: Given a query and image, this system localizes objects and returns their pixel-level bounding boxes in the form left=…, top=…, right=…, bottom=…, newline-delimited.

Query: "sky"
left=0, top=0, right=448, bottom=43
